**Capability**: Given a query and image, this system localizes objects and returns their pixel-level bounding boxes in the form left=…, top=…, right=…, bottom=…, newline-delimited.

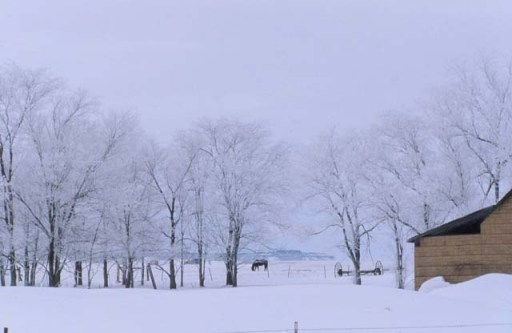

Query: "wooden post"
left=294, top=321, right=298, bottom=333
left=324, top=265, right=326, bottom=279
left=147, top=264, right=157, bottom=290
left=288, top=265, right=291, bottom=278
left=141, top=257, right=145, bottom=286
left=4, top=327, right=8, bottom=333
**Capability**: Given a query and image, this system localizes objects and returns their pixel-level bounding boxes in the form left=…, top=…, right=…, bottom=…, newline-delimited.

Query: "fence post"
left=147, top=264, right=157, bottom=290
left=4, top=327, right=8, bottom=333
left=294, top=321, right=298, bottom=333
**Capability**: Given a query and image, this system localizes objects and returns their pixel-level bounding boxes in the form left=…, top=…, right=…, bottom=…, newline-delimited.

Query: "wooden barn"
left=408, top=189, right=512, bottom=290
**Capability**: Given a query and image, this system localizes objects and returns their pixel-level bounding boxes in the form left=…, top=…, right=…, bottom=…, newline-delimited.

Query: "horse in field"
left=251, top=259, right=268, bottom=271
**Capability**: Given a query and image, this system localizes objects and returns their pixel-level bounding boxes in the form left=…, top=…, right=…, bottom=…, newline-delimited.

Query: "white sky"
left=1, top=0, right=512, bottom=255
left=2, top=0, right=511, bottom=144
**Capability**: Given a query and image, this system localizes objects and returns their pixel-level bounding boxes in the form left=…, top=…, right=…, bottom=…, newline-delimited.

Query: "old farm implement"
left=334, top=261, right=384, bottom=277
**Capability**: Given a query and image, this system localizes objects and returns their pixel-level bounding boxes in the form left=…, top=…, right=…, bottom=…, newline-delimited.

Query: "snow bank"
left=430, top=273, right=512, bottom=310
left=1, top=267, right=510, bottom=333
left=419, top=276, right=451, bottom=293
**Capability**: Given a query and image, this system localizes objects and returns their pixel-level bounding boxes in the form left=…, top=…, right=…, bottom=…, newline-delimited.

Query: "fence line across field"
left=5, top=322, right=512, bottom=333
left=219, top=321, right=512, bottom=333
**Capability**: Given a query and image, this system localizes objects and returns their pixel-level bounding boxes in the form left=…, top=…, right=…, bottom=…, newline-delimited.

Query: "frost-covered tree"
left=307, top=130, right=377, bottom=285
left=373, top=112, right=450, bottom=233
left=197, top=119, right=288, bottom=287
left=145, top=141, right=193, bottom=289
left=0, top=64, right=54, bottom=285
left=432, top=58, right=512, bottom=203
left=177, top=131, right=215, bottom=287
left=16, top=93, right=129, bottom=287
left=107, top=158, right=153, bottom=288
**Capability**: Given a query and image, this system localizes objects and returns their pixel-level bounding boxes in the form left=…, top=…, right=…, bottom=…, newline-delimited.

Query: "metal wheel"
left=334, top=262, right=343, bottom=277
left=374, top=260, right=384, bottom=275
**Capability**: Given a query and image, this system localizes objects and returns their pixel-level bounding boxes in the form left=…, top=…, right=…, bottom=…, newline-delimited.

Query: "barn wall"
left=414, top=234, right=482, bottom=289
left=480, top=198, right=512, bottom=274
left=414, top=196, right=512, bottom=290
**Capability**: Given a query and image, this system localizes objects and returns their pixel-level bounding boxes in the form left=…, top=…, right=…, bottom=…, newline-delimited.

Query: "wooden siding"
left=414, top=197, right=512, bottom=290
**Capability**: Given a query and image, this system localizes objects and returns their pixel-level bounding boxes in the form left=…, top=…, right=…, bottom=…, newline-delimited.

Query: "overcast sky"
left=1, top=0, right=512, bottom=255
left=2, top=0, right=512, bottom=144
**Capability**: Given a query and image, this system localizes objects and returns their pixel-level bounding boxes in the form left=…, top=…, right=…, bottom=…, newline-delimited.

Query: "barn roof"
left=407, top=188, right=512, bottom=243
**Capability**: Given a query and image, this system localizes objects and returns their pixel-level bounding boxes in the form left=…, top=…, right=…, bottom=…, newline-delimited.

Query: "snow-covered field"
left=1, top=261, right=511, bottom=333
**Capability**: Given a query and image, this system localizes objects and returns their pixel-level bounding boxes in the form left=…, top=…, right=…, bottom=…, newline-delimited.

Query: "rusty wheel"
left=334, top=262, right=343, bottom=277
left=374, top=260, right=384, bottom=275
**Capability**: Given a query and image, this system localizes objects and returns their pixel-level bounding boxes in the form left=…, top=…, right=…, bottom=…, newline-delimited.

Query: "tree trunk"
left=30, top=232, right=39, bottom=286
left=87, top=260, right=93, bottom=289
left=393, top=221, right=405, bottom=289
left=74, top=261, right=83, bottom=286
left=24, top=245, right=30, bottom=286
left=125, top=258, right=133, bottom=288
left=350, top=239, right=362, bottom=285
left=396, top=240, right=404, bottom=289
left=169, top=259, right=177, bottom=289
left=0, top=260, right=5, bottom=286
left=140, top=257, right=144, bottom=286
left=30, top=261, right=37, bottom=286
left=225, top=246, right=239, bottom=287
left=48, top=239, right=57, bottom=287
left=495, top=178, right=500, bottom=203
left=121, top=262, right=126, bottom=287
left=8, top=249, right=16, bottom=286
left=4, top=184, right=17, bottom=286
left=423, top=202, right=430, bottom=230
left=198, top=243, right=205, bottom=287
left=54, top=255, right=61, bottom=287
left=180, top=231, right=184, bottom=288
left=225, top=225, right=235, bottom=286
left=353, top=262, right=361, bottom=285
left=231, top=233, right=240, bottom=287
left=129, top=258, right=134, bottom=288
left=225, top=243, right=233, bottom=286
left=232, top=255, right=238, bottom=287
left=147, top=264, right=157, bottom=290
left=47, top=243, right=62, bottom=287
left=103, top=259, right=109, bottom=288
left=225, top=260, right=233, bottom=286
left=47, top=220, right=62, bottom=287
left=199, top=258, right=205, bottom=287
left=169, top=199, right=177, bottom=289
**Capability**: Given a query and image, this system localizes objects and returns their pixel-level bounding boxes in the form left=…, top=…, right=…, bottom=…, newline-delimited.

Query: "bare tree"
left=17, top=96, right=130, bottom=287
left=197, top=119, right=288, bottom=287
left=178, top=133, right=213, bottom=287
left=307, top=130, right=377, bottom=285
left=432, top=58, right=512, bottom=203
left=373, top=112, right=450, bottom=234
left=0, top=64, right=54, bottom=285
left=108, top=161, right=153, bottom=289
left=366, top=164, right=409, bottom=289
left=145, top=142, right=193, bottom=289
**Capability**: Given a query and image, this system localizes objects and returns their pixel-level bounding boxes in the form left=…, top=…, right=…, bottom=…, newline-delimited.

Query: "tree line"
left=307, top=58, right=512, bottom=287
left=0, top=57, right=511, bottom=289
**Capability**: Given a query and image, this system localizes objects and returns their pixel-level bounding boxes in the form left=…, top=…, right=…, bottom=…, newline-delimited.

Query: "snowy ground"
left=0, top=261, right=511, bottom=333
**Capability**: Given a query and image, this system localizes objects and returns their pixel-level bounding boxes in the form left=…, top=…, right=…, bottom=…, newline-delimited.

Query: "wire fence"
left=4, top=322, right=511, bottom=333
left=219, top=322, right=512, bottom=333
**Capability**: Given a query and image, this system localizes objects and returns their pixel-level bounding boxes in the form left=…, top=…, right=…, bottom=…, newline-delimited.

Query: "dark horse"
left=251, top=259, right=268, bottom=271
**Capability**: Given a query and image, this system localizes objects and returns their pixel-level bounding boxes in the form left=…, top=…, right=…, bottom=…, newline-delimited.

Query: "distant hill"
left=238, top=250, right=335, bottom=262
